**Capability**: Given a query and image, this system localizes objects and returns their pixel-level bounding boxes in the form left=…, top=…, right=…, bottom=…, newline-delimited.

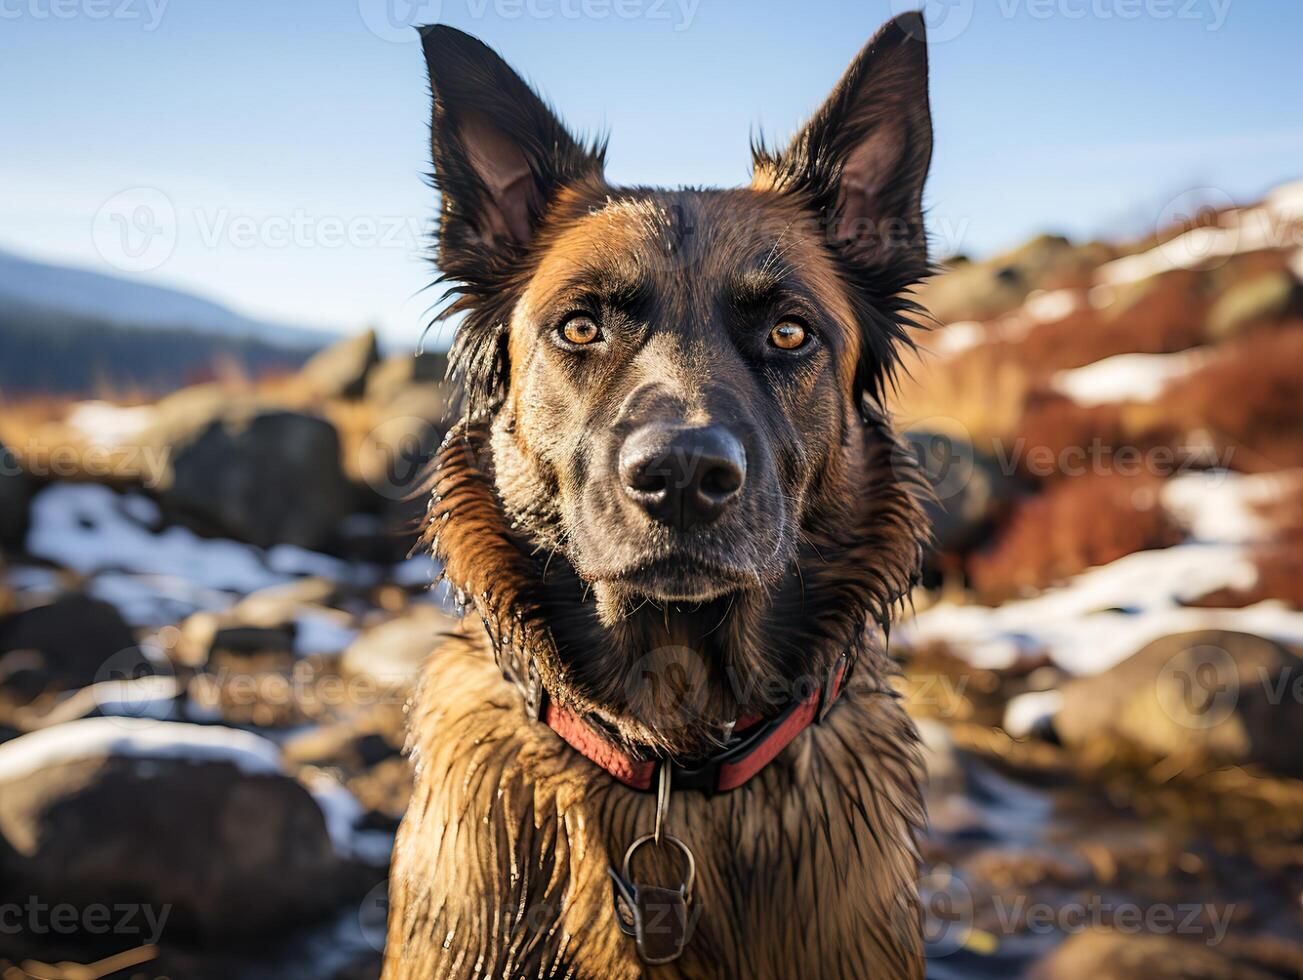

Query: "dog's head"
left=421, top=16, right=931, bottom=617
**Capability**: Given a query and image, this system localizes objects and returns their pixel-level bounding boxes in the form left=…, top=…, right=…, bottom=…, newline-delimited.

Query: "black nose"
left=618, top=424, right=747, bottom=529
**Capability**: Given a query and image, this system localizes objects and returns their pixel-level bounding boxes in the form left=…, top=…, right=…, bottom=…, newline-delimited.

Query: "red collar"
left=533, top=653, right=850, bottom=794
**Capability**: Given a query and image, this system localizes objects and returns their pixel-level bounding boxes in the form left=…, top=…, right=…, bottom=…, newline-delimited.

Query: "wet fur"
left=386, top=14, right=935, bottom=979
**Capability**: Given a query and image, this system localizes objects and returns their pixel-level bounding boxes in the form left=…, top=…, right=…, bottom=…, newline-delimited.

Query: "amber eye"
left=559, top=315, right=601, bottom=346
left=769, top=320, right=808, bottom=351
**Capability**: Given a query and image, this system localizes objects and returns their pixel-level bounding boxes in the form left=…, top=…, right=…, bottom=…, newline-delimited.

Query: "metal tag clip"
left=609, top=764, right=699, bottom=964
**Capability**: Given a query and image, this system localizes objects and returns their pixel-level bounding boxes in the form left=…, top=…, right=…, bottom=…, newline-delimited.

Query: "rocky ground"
left=0, top=181, right=1300, bottom=978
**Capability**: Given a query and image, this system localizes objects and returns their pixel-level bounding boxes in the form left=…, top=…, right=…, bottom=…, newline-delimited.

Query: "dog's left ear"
left=755, top=12, right=932, bottom=283
left=420, top=25, right=605, bottom=267
left=420, top=26, right=605, bottom=415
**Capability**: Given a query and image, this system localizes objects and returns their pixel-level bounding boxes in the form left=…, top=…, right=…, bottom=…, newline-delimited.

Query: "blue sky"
left=2, top=0, right=1300, bottom=348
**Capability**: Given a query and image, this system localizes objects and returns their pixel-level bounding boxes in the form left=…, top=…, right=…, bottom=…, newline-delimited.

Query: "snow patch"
left=1097, top=189, right=1303, bottom=287
left=1003, top=690, right=1064, bottom=739
left=35, top=675, right=183, bottom=728
left=929, top=321, right=985, bottom=358
left=1050, top=349, right=1211, bottom=407
left=1161, top=470, right=1303, bottom=544
left=1022, top=288, right=1082, bottom=325
left=65, top=401, right=157, bottom=448
left=25, top=484, right=379, bottom=625
left=901, top=543, right=1301, bottom=675
left=0, top=717, right=283, bottom=785
left=301, top=769, right=388, bottom=865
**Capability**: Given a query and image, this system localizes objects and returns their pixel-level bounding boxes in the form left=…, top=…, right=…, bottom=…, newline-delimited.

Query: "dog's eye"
left=559, top=314, right=601, bottom=346
left=768, top=320, right=808, bottom=351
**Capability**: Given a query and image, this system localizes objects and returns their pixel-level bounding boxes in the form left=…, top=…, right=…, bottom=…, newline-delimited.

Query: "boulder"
left=0, top=595, right=145, bottom=706
left=1030, top=930, right=1272, bottom=980
left=341, top=604, right=459, bottom=690
left=0, top=719, right=362, bottom=942
left=1205, top=270, right=1303, bottom=342
left=300, top=330, right=381, bottom=401
left=162, top=409, right=354, bottom=551
left=364, top=350, right=450, bottom=407
left=173, top=579, right=351, bottom=665
left=1053, top=630, right=1303, bottom=776
left=919, top=235, right=1109, bottom=324
left=0, top=441, right=33, bottom=552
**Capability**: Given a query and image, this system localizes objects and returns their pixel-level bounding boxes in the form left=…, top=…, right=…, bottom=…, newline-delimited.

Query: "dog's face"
left=422, top=16, right=931, bottom=612
left=502, top=189, right=855, bottom=603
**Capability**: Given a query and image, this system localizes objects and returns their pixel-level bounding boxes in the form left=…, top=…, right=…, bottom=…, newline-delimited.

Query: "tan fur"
left=385, top=628, right=925, bottom=980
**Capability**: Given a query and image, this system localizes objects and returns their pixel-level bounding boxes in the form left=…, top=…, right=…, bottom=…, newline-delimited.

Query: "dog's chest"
left=383, top=628, right=926, bottom=980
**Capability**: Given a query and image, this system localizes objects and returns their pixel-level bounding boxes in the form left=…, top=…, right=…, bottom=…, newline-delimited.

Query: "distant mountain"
left=0, top=247, right=337, bottom=350
left=0, top=298, right=314, bottom=396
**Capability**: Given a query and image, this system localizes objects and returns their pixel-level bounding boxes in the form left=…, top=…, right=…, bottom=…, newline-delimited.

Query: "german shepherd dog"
left=385, top=12, right=934, bottom=979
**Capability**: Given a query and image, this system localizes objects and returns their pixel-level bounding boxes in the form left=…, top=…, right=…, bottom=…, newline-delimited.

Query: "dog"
left=385, top=12, right=934, bottom=978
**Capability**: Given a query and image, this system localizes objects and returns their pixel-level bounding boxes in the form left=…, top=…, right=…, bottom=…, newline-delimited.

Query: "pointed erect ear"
left=755, top=12, right=932, bottom=281
left=419, top=26, right=604, bottom=269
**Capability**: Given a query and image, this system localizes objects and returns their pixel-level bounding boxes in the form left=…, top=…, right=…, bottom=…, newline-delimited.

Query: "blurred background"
left=1, top=1, right=1301, bottom=978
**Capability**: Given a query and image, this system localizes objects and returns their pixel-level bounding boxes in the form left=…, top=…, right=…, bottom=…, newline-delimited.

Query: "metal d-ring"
left=622, top=833, right=697, bottom=903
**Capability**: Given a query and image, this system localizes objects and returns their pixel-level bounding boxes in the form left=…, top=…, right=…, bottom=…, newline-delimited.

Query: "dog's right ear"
left=420, top=26, right=604, bottom=271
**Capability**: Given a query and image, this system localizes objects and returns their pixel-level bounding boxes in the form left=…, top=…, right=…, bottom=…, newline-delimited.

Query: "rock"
left=1053, top=630, right=1303, bottom=776
left=283, top=722, right=400, bottom=770
left=1205, top=270, right=1303, bottom=342
left=137, top=383, right=257, bottom=452
left=364, top=351, right=450, bottom=406
left=0, top=595, right=145, bottom=706
left=0, top=719, right=364, bottom=942
left=347, top=756, right=413, bottom=829
left=1030, top=930, right=1273, bottom=980
left=300, top=330, right=381, bottom=401
left=918, top=235, right=1110, bottom=324
left=903, top=429, right=1026, bottom=558
left=340, top=605, right=459, bottom=690
left=163, top=409, right=354, bottom=551
left=0, top=441, right=33, bottom=552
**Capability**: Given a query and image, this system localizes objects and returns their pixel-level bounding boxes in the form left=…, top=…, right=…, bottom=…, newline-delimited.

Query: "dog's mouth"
left=602, top=552, right=762, bottom=604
